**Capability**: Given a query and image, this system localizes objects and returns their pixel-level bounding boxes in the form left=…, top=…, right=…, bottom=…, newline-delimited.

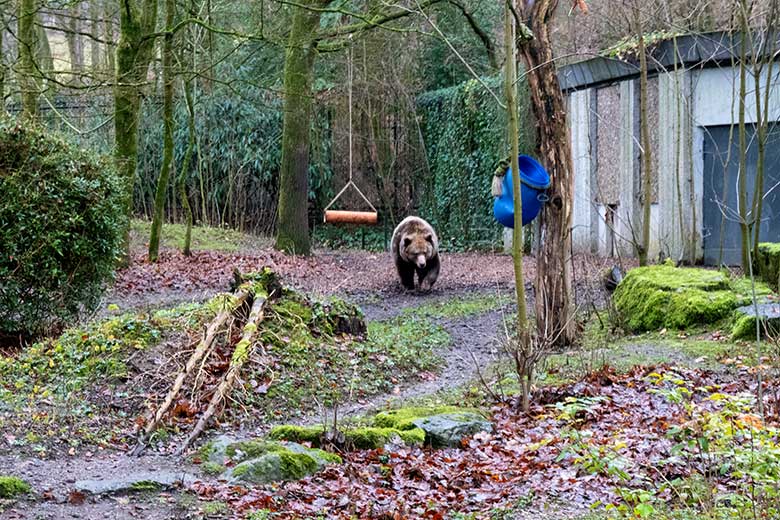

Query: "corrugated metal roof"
left=557, top=31, right=769, bottom=92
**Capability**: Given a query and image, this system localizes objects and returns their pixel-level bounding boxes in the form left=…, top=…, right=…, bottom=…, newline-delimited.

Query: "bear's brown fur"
left=391, top=216, right=440, bottom=292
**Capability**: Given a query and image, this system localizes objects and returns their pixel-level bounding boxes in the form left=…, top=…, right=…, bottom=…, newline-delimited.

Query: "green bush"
left=0, top=121, right=125, bottom=339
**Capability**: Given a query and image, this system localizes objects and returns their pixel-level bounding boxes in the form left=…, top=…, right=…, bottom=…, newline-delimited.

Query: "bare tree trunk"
left=517, top=0, right=576, bottom=348
left=179, top=74, right=196, bottom=256
left=104, top=1, right=116, bottom=74
left=18, top=0, right=38, bottom=120
left=752, top=0, right=777, bottom=261
left=63, top=3, right=84, bottom=84
left=737, top=0, right=751, bottom=271
left=636, top=5, right=653, bottom=266
left=148, top=0, right=176, bottom=262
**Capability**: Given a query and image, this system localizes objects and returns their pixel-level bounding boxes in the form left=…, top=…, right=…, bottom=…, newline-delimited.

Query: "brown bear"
left=391, top=216, right=440, bottom=292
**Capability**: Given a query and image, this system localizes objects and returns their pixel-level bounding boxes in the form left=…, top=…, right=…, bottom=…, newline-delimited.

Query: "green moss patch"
left=344, top=427, right=426, bottom=449
left=731, top=304, right=780, bottom=340
left=268, top=423, right=425, bottom=450
left=373, top=405, right=472, bottom=430
left=0, top=476, right=31, bottom=498
left=757, top=243, right=780, bottom=291
left=614, top=265, right=776, bottom=332
left=267, top=425, right=324, bottom=444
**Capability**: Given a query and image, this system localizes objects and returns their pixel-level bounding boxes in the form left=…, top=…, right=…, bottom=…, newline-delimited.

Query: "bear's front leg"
left=396, top=260, right=416, bottom=291
left=417, top=256, right=440, bottom=293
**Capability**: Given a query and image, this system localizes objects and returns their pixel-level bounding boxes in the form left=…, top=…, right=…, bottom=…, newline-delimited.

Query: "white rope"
left=323, top=40, right=378, bottom=217
left=348, top=43, right=353, bottom=183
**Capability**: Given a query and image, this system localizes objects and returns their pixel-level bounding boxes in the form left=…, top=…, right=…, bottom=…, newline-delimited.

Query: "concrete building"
left=560, top=31, right=780, bottom=265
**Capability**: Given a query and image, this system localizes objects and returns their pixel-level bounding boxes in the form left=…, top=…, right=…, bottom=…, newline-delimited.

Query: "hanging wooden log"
left=177, top=291, right=270, bottom=454
left=130, top=288, right=251, bottom=456
left=323, top=210, right=378, bottom=225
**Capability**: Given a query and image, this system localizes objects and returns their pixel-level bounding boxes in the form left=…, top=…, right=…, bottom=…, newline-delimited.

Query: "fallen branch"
left=177, top=290, right=271, bottom=454
left=131, top=288, right=251, bottom=456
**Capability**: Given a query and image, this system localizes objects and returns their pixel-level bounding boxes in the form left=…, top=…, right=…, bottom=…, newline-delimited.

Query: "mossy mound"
left=757, top=243, right=780, bottom=291
left=0, top=476, right=31, bottom=498
left=614, top=266, right=775, bottom=332
left=731, top=304, right=780, bottom=340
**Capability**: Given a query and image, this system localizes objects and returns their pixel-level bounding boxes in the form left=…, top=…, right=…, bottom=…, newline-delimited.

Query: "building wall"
left=568, top=63, right=780, bottom=263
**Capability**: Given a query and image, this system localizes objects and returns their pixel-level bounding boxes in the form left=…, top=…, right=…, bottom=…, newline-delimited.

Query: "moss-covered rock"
left=731, top=304, right=780, bottom=340
left=343, top=427, right=426, bottom=449
left=0, top=476, right=31, bottom=498
left=229, top=451, right=319, bottom=484
left=208, top=438, right=340, bottom=484
left=373, top=406, right=472, bottom=430
left=757, top=243, right=780, bottom=291
left=268, top=423, right=424, bottom=450
left=614, top=265, right=776, bottom=332
left=215, top=439, right=340, bottom=484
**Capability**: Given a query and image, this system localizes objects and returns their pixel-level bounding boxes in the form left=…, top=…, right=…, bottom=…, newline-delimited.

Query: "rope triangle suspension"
left=323, top=42, right=378, bottom=225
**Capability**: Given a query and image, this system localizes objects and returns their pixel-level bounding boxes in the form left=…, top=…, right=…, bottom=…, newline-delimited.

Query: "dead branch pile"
left=131, top=269, right=280, bottom=456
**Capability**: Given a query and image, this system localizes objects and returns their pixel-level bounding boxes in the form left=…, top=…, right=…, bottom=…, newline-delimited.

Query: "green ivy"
left=416, top=75, right=534, bottom=251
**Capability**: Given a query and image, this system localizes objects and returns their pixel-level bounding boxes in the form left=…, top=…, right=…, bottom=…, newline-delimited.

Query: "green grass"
left=130, top=218, right=267, bottom=252
left=407, top=294, right=511, bottom=320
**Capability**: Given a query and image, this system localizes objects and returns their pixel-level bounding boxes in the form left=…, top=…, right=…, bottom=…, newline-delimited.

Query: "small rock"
left=412, top=413, right=493, bottom=448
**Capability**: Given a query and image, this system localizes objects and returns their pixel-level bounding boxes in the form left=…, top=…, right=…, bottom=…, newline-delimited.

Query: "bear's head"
left=401, top=232, right=435, bottom=269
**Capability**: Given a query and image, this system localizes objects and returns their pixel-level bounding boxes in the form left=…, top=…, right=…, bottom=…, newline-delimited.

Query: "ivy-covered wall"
left=416, top=76, right=535, bottom=250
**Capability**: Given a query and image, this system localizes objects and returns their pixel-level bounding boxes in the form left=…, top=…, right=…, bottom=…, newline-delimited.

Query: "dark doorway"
left=702, top=123, right=780, bottom=265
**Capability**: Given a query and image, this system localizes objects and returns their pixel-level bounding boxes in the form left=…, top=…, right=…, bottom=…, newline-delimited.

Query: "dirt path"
left=0, top=453, right=199, bottom=519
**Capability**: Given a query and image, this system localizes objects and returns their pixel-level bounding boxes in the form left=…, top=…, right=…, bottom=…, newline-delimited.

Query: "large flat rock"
left=74, top=470, right=196, bottom=495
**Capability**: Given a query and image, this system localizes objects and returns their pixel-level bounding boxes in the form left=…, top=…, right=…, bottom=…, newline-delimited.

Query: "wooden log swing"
left=322, top=42, right=378, bottom=226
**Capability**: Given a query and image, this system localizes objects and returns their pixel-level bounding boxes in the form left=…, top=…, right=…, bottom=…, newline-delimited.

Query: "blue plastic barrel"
left=493, top=155, right=551, bottom=228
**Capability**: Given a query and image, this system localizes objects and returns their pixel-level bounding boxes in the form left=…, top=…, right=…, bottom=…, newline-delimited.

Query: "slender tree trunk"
left=63, top=3, right=84, bottom=84
left=518, top=0, right=576, bottom=348
left=636, top=6, right=653, bottom=266
left=114, top=0, right=158, bottom=259
left=506, top=0, right=531, bottom=413
left=148, top=0, right=176, bottom=262
left=0, top=8, right=5, bottom=108
left=274, top=2, right=323, bottom=255
left=90, top=1, right=101, bottom=72
left=18, top=0, right=38, bottom=120
left=738, top=6, right=750, bottom=271
left=752, top=0, right=777, bottom=261
left=179, top=77, right=195, bottom=256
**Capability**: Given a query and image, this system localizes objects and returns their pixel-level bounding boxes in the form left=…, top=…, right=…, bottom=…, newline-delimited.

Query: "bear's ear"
left=403, top=237, right=412, bottom=247
left=424, top=234, right=433, bottom=244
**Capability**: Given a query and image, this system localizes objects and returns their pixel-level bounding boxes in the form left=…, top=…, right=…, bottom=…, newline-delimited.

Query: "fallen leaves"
left=188, top=366, right=780, bottom=518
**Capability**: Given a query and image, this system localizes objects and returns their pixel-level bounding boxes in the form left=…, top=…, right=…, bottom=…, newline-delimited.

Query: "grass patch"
left=406, top=294, right=511, bottom=320
left=0, top=476, right=31, bottom=498
left=247, top=307, right=449, bottom=417
left=130, top=218, right=265, bottom=252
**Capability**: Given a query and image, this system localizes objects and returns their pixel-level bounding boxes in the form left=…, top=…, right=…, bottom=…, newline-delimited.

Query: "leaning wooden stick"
left=131, top=288, right=251, bottom=456
left=177, top=291, right=270, bottom=454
